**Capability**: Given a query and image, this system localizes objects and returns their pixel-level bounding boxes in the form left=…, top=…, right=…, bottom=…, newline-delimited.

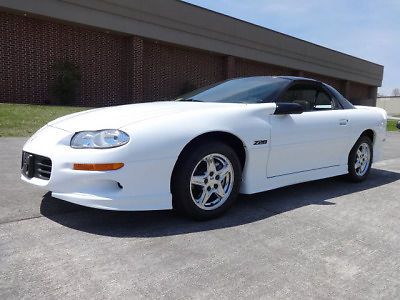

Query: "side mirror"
left=396, top=121, right=400, bottom=130
left=274, top=102, right=304, bottom=115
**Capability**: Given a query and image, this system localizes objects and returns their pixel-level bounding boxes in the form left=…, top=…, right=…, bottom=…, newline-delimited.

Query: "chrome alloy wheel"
left=355, top=142, right=371, bottom=176
left=190, top=153, right=234, bottom=210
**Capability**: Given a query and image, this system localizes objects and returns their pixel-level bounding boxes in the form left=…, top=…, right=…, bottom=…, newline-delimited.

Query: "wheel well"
left=360, top=129, right=375, bottom=144
left=175, top=131, right=246, bottom=171
left=170, top=132, right=246, bottom=195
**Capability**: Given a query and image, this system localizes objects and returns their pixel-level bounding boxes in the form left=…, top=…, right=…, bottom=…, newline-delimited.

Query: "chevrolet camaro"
left=21, top=76, right=387, bottom=219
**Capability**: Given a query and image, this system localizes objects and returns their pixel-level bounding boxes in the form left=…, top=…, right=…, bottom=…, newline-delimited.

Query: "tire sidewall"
left=348, top=136, right=373, bottom=182
left=172, top=142, right=242, bottom=220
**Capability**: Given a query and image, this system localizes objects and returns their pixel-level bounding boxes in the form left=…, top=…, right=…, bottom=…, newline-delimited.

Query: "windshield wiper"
left=177, top=98, right=203, bottom=102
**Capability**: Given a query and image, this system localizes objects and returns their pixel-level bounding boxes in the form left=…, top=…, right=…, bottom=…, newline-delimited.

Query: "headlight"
left=70, top=129, right=130, bottom=149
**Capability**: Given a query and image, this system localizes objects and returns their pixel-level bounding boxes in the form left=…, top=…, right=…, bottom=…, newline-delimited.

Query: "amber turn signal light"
left=73, top=163, right=124, bottom=171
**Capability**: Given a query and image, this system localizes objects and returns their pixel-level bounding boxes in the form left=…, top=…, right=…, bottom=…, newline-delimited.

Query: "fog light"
left=73, top=163, right=124, bottom=171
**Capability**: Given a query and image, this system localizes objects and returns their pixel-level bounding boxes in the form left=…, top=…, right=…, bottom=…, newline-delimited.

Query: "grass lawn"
left=0, top=103, right=399, bottom=137
left=387, top=119, right=399, bottom=132
left=0, top=103, right=87, bottom=137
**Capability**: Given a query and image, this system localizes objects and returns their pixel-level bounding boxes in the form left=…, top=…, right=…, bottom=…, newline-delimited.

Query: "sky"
left=183, top=0, right=400, bottom=96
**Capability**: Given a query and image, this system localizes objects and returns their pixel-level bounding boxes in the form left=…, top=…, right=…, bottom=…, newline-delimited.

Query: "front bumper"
left=21, top=125, right=174, bottom=211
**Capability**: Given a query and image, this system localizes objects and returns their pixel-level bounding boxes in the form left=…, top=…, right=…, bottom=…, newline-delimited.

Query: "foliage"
left=51, top=61, right=81, bottom=105
left=387, top=119, right=399, bottom=132
left=179, top=81, right=197, bottom=95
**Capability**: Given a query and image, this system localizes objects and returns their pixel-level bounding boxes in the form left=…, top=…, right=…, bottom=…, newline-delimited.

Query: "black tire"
left=347, top=135, right=373, bottom=182
left=172, top=142, right=242, bottom=220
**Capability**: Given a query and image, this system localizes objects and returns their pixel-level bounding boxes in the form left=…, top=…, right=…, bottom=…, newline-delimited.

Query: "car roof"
left=236, top=75, right=320, bottom=83
left=276, top=76, right=319, bottom=83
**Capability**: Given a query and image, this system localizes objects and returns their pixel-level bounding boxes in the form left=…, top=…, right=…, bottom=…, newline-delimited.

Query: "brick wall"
left=143, top=40, right=225, bottom=101
left=234, top=58, right=292, bottom=77
left=302, top=71, right=345, bottom=94
left=302, top=71, right=373, bottom=104
left=348, top=81, right=372, bottom=105
left=0, top=11, right=126, bottom=107
left=0, top=11, right=375, bottom=107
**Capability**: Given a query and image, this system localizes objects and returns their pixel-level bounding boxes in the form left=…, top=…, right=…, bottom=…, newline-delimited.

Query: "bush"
left=51, top=61, right=81, bottom=105
left=179, top=81, right=197, bottom=95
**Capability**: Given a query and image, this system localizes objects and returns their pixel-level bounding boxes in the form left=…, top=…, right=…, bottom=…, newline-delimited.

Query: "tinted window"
left=323, top=83, right=355, bottom=109
left=278, top=83, right=343, bottom=111
left=175, top=77, right=290, bottom=104
left=278, top=86, right=318, bottom=112
left=314, top=90, right=336, bottom=110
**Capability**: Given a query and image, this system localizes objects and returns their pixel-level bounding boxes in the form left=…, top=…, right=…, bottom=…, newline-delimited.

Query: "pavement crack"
left=0, top=214, right=44, bottom=226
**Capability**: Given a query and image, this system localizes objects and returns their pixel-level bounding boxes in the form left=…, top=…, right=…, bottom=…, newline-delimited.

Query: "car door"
left=267, top=81, right=351, bottom=178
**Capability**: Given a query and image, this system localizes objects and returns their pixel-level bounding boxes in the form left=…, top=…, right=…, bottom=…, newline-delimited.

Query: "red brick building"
left=0, top=0, right=383, bottom=107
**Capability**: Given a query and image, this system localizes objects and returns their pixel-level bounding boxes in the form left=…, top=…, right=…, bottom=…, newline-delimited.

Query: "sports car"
left=21, top=76, right=387, bottom=219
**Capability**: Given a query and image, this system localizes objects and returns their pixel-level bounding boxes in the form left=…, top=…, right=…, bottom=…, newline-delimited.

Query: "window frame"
left=275, top=80, right=343, bottom=112
left=314, top=87, right=338, bottom=110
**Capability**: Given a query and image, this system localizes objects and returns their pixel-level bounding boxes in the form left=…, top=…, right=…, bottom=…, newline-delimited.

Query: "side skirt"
left=240, top=165, right=348, bottom=194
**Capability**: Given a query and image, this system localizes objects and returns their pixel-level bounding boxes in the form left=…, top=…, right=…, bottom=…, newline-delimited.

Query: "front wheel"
left=172, top=142, right=242, bottom=220
left=347, top=136, right=373, bottom=182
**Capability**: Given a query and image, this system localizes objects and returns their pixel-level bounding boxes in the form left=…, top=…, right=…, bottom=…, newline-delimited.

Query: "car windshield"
left=175, top=77, right=290, bottom=104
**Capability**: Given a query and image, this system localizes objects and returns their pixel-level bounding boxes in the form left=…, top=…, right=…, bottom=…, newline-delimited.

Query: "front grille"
left=21, top=152, right=52, bottom=180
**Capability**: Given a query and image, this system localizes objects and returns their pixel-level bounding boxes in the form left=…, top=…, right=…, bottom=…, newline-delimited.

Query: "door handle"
left=339, top=119, right=348, bottom=126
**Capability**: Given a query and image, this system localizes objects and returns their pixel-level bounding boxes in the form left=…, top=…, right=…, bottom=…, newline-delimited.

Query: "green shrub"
left=387, top=119, right=399, bottom=131
left=179, top=81, right=197, bottom=94
left=51, top=61, right=81, bottom=105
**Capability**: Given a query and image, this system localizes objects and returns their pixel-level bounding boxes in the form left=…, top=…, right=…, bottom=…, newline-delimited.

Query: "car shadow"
left=40, top=168, right=400, bottom=237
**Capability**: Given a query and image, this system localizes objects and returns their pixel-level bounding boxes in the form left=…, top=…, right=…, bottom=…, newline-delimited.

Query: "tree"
left=392, top=88, right=400, bottom=97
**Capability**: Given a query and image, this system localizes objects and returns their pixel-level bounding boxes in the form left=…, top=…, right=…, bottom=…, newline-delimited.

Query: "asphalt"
left=0, top=133, right=400, bottom=299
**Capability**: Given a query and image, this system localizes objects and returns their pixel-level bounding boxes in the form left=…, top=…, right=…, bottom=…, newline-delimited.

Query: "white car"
left=21, top=76, right=387, bottom=219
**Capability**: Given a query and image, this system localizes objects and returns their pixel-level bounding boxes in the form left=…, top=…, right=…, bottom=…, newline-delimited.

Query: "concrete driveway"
left=1, top=133, right=400, bottom=299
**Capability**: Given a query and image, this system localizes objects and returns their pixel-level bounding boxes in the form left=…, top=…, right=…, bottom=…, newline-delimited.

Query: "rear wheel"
left=347, top=136, right=373, bottom=182
left=172, top=142, right=242, bottom=220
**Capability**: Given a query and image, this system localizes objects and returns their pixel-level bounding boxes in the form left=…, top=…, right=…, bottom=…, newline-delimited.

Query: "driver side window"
left=279, top=86, right=317, bottom=112
left=278, top=84, right=338, bottom=112
left=314, top=90, right=336, bottom=110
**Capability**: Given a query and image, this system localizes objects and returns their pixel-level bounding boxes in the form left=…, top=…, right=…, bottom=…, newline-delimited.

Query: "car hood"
left=48, top=101, right=247, bottom=132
